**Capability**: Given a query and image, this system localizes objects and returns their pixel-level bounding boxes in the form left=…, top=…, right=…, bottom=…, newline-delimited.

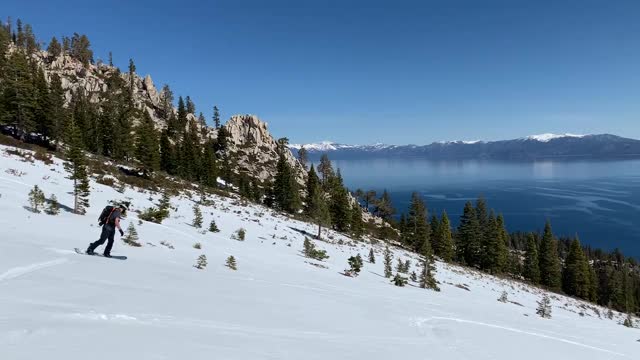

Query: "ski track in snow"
left=0, top=258, right=69, bottom=282
left=413, top=316, right=629, bottom=357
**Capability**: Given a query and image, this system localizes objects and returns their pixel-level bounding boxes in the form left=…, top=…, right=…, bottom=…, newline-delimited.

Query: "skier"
left=86, top=203, right=128, bottom=257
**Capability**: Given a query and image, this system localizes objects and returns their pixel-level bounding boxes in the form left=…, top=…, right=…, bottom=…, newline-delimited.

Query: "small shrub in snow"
left=28, top=185, right=46, bottom=213
left=122, top=223, right=142, bottom=247
left=45, top=194, right=60, bottom=215
left=498, top=291, right=509, bottom=303
left=302, top=237, right=329, bottom=261
left=226, top=255, right=237, bottom=270
left=392, top=273, right=408, bottom=287
left=160, top=240, right=175, bottom=249
left=623, top=313, right=634, bottom=328
left=193, top=242, right=202, bottom=249
left=192, top=204, right=203, bottom=228
left=345, top=254, right=364, bottom=277
left=368, top=248, right=375, bottom=263
left=232, top=228, right=246, bottom=241
left=96, top=176, right=116, bottom=187
left=383, top=246, right=393, bottom=278
left=607, top=308, right=614, bottom=320
left=536, top=294, right=552, bottom=319
left=208, top=220, right=220, bottom=233
left=410, top=271, right=417, bottom=282
left=194, top=254, right=207, bottom=269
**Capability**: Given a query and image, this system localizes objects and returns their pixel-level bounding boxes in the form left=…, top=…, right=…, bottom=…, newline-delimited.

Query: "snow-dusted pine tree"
left=384, top=246, right=393, bottom=278
left=123, top=223, right=141, bottom=247
left=392, top=273, right=407, bottom=287
left=194, top=254, right=207, bottom=269
left=44, top=194, right=60, bottom=215
left=192, top=204, right=203, bottom=228
left=209, top=220, right=220, bottom=233
left=536, top=294, right=552, bottom=319
left=498, top=291, right=508, bottom=303
left=226, top=255, right=237, bottom=270
left=28, top=185, right=45, bottom=212
left=368, top=248, right=375, bottom=263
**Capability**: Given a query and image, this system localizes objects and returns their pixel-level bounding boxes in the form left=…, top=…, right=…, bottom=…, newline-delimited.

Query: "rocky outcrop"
left=224, top=114, right=306, bottom=184
left=17, top=46, right=305, bottom=185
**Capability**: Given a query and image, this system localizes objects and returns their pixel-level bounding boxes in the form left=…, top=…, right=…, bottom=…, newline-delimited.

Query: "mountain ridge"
left=290, top=134, right=640, bottom=160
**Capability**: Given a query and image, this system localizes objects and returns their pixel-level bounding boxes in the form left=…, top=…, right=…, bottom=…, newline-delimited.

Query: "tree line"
left=355, top=189, right=639, bottom=315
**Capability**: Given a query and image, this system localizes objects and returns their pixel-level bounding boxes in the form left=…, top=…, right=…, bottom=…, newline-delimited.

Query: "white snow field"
left=0, top=144, right=637, bottom=360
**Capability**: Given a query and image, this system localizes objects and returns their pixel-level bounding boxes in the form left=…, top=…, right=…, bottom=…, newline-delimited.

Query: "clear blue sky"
left=4, top=0, right=640, bottom=144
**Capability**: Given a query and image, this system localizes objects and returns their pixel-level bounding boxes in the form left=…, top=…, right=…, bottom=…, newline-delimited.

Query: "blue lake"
left=328, top=159, right=640, bottom=257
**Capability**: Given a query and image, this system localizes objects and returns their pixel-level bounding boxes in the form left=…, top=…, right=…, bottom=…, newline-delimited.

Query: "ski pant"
left=88, top=224, right=116, bottom=255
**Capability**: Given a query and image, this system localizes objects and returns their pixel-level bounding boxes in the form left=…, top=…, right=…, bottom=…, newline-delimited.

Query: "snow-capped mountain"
left=289, top=134, right=640, bottom=160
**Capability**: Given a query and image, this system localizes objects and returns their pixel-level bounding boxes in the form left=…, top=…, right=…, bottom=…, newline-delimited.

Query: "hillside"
left=291, top=134, right=640, bottom=160
left=1, top=144, right=638, bottom=359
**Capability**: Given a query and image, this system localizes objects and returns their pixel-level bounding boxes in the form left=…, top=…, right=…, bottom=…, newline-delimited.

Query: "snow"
left=0, top=144, right=637, bottom=359
left=524, top=133, right=586, bottom=142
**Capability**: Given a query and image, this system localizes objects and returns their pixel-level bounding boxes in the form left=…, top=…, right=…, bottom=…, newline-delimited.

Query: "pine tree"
left=374, top=190, right=395, bottom=221
left=212, top=105, right=221, bottom=129
left=328, top=170, right=351, bottom=232
left=523, top=233, right=541, bottom=283
left=536, top=294, right=552, bottom=319
left=28, top=185, right=46, bottom=212
left=539, top=221, right=562, bottom=290
left=623, top=313, right=634, bottom=328
left=481, top=212, right=503, bottom=273
left=396, top=258, right=407, bottom=274
left=297, top=147, right=308, bottom=169
left=410, top=271, right=417, bottom=282
left=318, top=153, right=334, bottom=186
left=70, top=33, right=93, bottom=67
left=383, top=246, right=393, bottom=278
left=195, top=254, right=208, bottom=269
left=159, top=130, right=177, bottom=174
left=563, top=237, right=592, bottom=300
left=192, top=204, right=203, bottom=228
left=457, top=201, right=481, bottom=266
left=123, top=223, right=141, bottom=247
left=47, top=74, right=66, bottom=149
left=47, top=36, right=62, bottom=58
left=436, top=211, right=454, bottom=261
left=209, top=220, right=220, bottom=233
left=404, top=192, right=430, bottom=252
left=350, top=205, right=364, bottom=238
left=308, top=183, right=331, bottom=239
left=45, top=194, right=60, bottom=215
left=273, top=140, right=300, bottom=213
left=496, top=214, right=510, bottom=273
left=2, top=50, right=35, bottom=138
left=186, top=95, right=195, bottom=114
left=393, top=273, right=408, bottom=287
left=177, top=96, right=187, bottom=130
left=64, top=119, right=90, bottom=214
left=135, top=110, right=160, bottom=174
left=368, top=248, right=376, bottom=263
left=419, top=244, right=440, bottom=291
left=226, top=255, right=237, bottom=270
left=498, top=291, right=509, bottom=303
left=347, top=254, right=364, bottom=276
left=304, top=165, right=320, bottom=216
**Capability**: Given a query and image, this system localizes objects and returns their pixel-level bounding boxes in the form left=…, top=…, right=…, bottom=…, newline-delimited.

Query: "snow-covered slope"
left=0, top=145, right=637, bottom=359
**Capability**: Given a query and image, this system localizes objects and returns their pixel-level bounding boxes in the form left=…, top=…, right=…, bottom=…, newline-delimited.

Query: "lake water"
left=329, top=159, right=640, bottom=257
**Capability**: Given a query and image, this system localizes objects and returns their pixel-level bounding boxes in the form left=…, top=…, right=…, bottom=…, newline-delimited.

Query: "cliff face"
left=224, top=114, right=306, bottom=184
left=22, top=47, right=306, bottom=184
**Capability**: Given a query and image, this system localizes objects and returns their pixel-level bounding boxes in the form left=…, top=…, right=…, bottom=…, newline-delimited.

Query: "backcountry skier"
left=86, top=203, right=128, bottom=257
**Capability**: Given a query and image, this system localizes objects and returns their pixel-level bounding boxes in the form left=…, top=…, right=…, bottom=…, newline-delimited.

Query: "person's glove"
left=119, top=229, right=124, bottom=236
